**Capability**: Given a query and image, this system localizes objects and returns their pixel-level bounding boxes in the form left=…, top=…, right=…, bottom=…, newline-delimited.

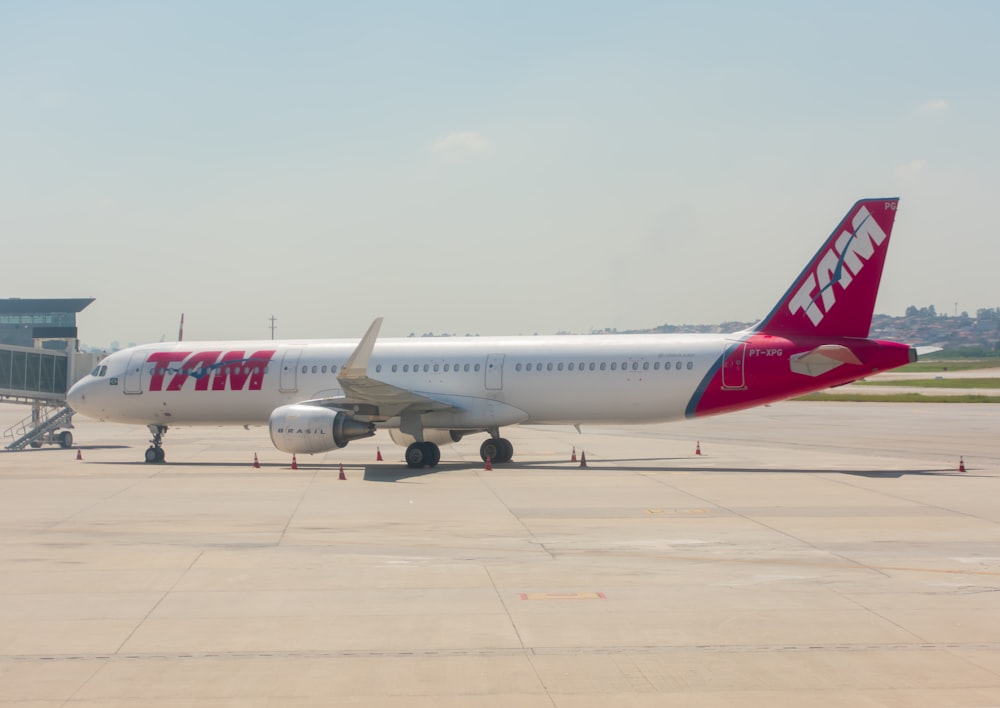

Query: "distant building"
left=0, top=298, right=94, bottom=350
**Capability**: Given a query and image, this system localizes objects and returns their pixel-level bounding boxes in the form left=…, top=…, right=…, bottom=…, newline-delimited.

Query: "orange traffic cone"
left=291, top=454, right=298, bottom=470
left=253, top=453, right=260, bottom=469
left=959, top=456, right=966, bottom=473
left=484, top=456, right=492, bottom=471
left=579, top=451, right=587, bottom=468
left=339, top=463, right=347, bottom=480
left=76, top=449, right=82, bottom=461
left=571, top=446, right=577, bottom=462
left=376, top=447, right=383, bottom=461
left=695, top=441, right=702, bottom=456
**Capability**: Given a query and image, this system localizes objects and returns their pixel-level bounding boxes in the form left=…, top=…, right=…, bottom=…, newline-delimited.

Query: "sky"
left=3, top=1, right=999, bottom=348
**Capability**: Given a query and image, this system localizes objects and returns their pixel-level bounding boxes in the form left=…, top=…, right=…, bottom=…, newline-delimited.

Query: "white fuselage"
left=67, top=333, right=728, bottom=429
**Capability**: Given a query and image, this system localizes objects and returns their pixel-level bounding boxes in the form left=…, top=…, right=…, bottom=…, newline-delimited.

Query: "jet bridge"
left=1, top=344, right=99, bottom=450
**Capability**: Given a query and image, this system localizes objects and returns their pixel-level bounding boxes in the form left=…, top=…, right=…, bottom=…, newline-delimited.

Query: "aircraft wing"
left=300, top=318, right=461, bottom=421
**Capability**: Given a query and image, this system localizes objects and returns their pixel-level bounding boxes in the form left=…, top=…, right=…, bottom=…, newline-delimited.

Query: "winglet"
left=339, top=317, right=383, bottom=381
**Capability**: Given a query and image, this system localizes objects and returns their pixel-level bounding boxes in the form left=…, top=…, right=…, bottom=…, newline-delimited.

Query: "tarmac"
left=1, top=400, right=999, bottom=707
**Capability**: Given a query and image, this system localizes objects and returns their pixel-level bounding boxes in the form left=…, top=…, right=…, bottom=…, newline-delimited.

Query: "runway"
left=1, top=401, right=999, bottom=706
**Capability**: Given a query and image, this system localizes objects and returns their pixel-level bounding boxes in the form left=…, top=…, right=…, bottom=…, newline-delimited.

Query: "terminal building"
left=1, top=298, right=101, bottom=451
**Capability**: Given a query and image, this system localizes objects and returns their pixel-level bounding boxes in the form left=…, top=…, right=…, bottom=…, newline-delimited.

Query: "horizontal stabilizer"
left=789, top=344, right=861, bottom=377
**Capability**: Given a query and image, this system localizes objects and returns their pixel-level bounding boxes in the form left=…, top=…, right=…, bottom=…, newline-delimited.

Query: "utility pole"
left=269, top=316, right=277, bottom=340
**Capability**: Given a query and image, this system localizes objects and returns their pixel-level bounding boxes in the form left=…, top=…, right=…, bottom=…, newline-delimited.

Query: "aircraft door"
left=279, top=347, right=303, bottom=393
left=721, top=341, right=747, bottom=390
left=485, top=353, right=504, bottom=390
left=123, top=351, right=146, bottom=394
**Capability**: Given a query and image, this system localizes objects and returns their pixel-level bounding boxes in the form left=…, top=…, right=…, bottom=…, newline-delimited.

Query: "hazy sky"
left=3, top=1, right=998, bottom=348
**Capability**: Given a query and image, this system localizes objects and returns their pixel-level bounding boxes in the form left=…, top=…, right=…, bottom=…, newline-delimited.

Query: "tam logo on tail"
left=758, top=198, right=899, bottom=339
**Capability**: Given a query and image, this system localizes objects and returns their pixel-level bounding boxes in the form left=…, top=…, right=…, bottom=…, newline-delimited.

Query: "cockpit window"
left=92, top=365, right=108, bottom=377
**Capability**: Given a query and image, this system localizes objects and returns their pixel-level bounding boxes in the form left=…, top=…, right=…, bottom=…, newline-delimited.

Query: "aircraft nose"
left=66, top=379, right=87, bottom=413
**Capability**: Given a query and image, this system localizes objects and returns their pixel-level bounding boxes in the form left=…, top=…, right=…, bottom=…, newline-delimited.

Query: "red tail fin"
left=756, top=198, right=899, bottom=338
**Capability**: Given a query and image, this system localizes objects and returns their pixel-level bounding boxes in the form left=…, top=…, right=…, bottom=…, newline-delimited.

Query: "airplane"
left=67, top=197, right=915, bottom=468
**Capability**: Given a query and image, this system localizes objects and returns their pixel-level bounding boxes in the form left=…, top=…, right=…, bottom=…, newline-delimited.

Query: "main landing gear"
left=480, top=437, right=513, bottom=465
left=401, top=435, right=515, bottom=469
left=145, top=424, right=167, bottom=463
left=404, top=441, right=441, bottom=469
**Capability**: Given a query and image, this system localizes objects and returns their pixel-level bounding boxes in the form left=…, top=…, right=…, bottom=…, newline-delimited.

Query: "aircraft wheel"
left=426, top=442, right=441, bottom=467
left=145, top=447, right=159, bottom=463
left=60, top=431, right=73, bottom=449
left=480, top=438, right=500, bottom=464
left=496, top=438, right=514, bottom=463
left=405, top=442, right=427, bottom=468
left=156, top=448, right=166, bottom=463
left=30, top=441, right=43, bottom=449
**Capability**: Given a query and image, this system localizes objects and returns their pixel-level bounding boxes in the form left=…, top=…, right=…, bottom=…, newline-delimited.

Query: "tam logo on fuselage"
left=787, top=205, right=888, bottom=326
left=145, top=350, right=277, bottom=392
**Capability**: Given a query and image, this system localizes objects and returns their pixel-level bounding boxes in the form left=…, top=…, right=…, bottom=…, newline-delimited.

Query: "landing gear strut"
left=480, top=437, right=513, bottom=464
left=405, top=442, right=441, bottom=469
left=145, top=424, right=167, bottom=463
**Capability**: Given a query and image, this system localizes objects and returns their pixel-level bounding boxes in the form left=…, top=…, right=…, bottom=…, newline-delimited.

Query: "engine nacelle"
left=389, top=428, right=464, bottom=448
left=269, top=404, right=375, bottom=454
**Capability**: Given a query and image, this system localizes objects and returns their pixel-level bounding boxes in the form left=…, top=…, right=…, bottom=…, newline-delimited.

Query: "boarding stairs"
left=3, top=404, right=75, bottom=451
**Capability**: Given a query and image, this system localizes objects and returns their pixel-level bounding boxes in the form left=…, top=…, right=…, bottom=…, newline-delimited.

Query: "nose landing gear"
left=145, top=424, right=167, bottom=463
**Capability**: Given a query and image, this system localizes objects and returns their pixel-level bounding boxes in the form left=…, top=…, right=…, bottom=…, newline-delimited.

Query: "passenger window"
left=610, top=362, right=617, bottom=371
left=331, top=365, right=338, bottom=373
left=302, top=366, right=308, bottom=374
left=312, top=365, right=318, bottom=374
left=632, top=362, right=639, bottom=371
left=567, top=363, right=574, bottom=371
left=643, top=362, right=649, bottom=370
left=687, top=361, right=693, bottom=370
left=664, top=362, right=671, bottom=370
left=392, top=364, right=398, bottom=373
left=600, top=362, right=606, bottom=371
left=464, top=363, right=470, bottom=372
left=654, top=362, right=660, bottom=370
left=516, top=363, right=522, bottom=372
left=578, top=362, right=584, bottom=371
left=433, top=364, right=439, bottom=372
left=424, top=364, right=429, bottom=372
left=475, top=364, right=481, bottom=372
left=321, top=365, right=327, bottom=373
left=526, top=363, right=532, bottom=372
left=557, top=363, right=564, bottom=371
left=376, top=364, right=382, bottom=373
left=589, top=363, right=596, bottom=371
left=546, top=363, right=553, bottom=371
left=444, top=364, right=450, bottom=372
left=403, top=364, right=409, bottom=372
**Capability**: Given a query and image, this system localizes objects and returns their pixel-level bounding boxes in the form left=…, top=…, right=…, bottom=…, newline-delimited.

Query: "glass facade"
left=0, top=348, right=69, bottom=394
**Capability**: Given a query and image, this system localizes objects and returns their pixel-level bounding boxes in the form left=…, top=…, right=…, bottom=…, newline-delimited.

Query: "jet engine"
left=269, top=404, right=375, bottom=454
left=389, top=429, right=465, bottom=447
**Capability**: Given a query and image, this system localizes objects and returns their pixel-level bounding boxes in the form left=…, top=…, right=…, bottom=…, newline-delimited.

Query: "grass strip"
left=795, top=392, right=1000, bottom=403
left=857, top=378, right=1000, bottom=389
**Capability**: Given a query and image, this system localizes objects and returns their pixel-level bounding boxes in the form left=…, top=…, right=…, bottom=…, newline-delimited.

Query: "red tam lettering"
left=146, top=352, right=189, bottom=391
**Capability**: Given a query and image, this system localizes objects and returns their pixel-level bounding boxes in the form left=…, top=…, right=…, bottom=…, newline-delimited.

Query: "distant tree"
left=904, top=305, right=937, bottom=318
